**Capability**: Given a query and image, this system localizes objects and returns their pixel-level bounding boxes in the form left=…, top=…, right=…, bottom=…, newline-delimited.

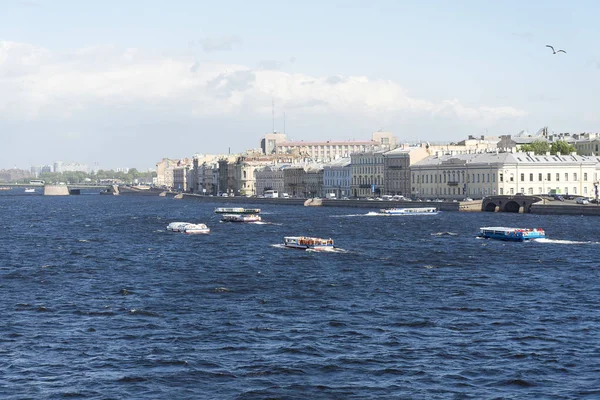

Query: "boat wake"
left=306, top=247, right=347, bottom=253
left=431, top=232, right=458, bottom=236
left=270, top=244, right=347, bottom=253
left=533, top=238, right=599, bottom=245
left=330, top=214, right=378, bottom=218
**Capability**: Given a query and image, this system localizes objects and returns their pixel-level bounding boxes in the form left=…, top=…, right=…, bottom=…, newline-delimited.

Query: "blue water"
left=2, top=194, right=600, bottom=399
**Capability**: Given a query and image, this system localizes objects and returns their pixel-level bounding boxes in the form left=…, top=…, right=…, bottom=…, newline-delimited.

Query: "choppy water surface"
left=2, top=195, right=600, bottom=399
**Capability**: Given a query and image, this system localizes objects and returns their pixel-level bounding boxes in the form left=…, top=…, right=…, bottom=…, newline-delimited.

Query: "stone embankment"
left=44, top=185, right=70, bottom=196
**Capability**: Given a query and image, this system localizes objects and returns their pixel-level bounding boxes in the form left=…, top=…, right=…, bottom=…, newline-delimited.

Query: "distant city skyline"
left=1, top=0, right=599, bottom=170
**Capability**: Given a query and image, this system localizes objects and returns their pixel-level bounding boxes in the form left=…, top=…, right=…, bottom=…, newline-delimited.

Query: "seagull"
left=546, top=45, right=566, bottom=54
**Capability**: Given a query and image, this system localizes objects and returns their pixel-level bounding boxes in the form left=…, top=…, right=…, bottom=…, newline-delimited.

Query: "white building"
left=262, top=132, right=397, bottom=161
left=323, top=158, right=351, bottom=198
left=410, top=152, right=599, bottom=200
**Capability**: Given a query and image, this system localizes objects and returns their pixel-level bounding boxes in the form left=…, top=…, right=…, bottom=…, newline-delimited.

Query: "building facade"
left=350, top=151, right=385, bottom=198
left=410, top=152, right=599, bottom=200
left=383, top=145, right=430, bottom=197
left=323, top=158, right=351, bottom=198
left=283, top=165, right=324, bottom=198
left=262, top=132, right=397, bottom=161
left=255, top=165, right=287, bottom=196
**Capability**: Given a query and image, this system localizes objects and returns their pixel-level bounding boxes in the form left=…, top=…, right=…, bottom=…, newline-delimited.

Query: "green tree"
left=550, top=140, right=576, bottom=155
left=519, top=140, right=550, bottom=155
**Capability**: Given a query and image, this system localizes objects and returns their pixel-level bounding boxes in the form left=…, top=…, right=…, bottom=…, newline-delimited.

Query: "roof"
left=412, top=152, right=598, bottom=167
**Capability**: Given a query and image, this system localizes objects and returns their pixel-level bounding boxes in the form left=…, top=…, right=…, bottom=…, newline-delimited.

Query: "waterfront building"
left=234, top=152, right=297, bottom=197
left=283, top=164, right=324, bottom=198
left=193, top=161, right=218, bottom=195
left=323, top=158, right=351, bottom=198
left=350, top=151, right=386, bottom=198
left=261, top=131, right=398, bottom=161
left=383, top=144, right=431, bottom=197
left=156, top=158, right=180, bottom=188
left=173, top=160, right=193, bottom=192
left=254, top=165, right=288, bottom=196
left=410, top=152, right=598, bottom=200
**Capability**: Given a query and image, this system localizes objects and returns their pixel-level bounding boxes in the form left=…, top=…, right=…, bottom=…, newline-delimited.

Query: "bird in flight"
left=546, top=45, right=566, bottom=54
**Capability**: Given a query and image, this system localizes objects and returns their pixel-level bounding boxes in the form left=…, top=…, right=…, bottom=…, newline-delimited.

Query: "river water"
left=1, top=193, right=599, bottom=399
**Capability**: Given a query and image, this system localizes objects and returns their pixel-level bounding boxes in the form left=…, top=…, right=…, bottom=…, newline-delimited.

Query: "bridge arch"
left=504, top=201, right=521, bottom=213
left=484, top=202, right=498, bottom=212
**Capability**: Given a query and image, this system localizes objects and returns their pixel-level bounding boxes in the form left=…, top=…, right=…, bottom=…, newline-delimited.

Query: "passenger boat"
left=24, top=188, right=36, bottom=193
left=479, top=227, right=545, bottom=241
left=283, top=236, right=334, bottom=250
left=182, top=223, right=210, bottom=234
left=214, top=207, right=261, bottom=214
left=370, top=207, right=439, bottom=216
left=166, top=222, right=192, bottom=232
left=221, top=214, right=262, bottom=222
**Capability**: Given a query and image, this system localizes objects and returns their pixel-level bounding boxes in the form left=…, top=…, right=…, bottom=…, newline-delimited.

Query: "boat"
left=182, top=223, right=210, bottom=234
left=479, top=227, right=546, bottom=241
left=369, top=207, right=439, bottom=216
left=221, top=214, right=262, bottom=223
left=166, top=222, right=192, bottom=232
left=0, top=187, right=12, bottom=191
left=214, top=207, right=261, bottom=214
left=283, top=236, right=334, bottom=250
left=24, top=188, right=36, bottom=193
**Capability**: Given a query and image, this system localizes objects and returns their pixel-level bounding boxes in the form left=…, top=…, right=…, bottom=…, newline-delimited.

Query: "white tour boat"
left=24, top=188, right=36, bottom=193
left=283, top=236, right=334, bottom=250
left=214, top=207, right=261, bottom=214
left=166, top=222, right=191, bottom=232
left=182, top=223, right=210, bottom=234
left=221, top=214, right=262, bottom=223
left=369, top=207, right=439, bottom=216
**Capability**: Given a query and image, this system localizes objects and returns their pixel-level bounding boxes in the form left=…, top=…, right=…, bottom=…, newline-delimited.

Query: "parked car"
left=576, top=197, right=589, bottom=204
left=552, top=194, right=565, bottom=201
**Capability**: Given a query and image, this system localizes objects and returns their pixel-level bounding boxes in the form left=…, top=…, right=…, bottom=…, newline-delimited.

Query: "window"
left=574, top=187, right=577, bottom=194
left=565, top=173, right=568, bottom=181
left=584, top=173, right=588, bottom=181
left=500, top=188, right=504, bottom=195
left=529, top=173, right=533, bottom=182
left=521, top=173, right=525, bottom=181
left=556, top=173, right=560, bottom=181
left=528, top=188, right=533, bottom=194
left=510, top=188, right=514, bottom=194
left=574, top=173, right=578, bottom=181
left=499, top=173, right=503, bottom=182
left=538, top=173, right=542, bottom=181
left=547, top=173, right=551, bottom=181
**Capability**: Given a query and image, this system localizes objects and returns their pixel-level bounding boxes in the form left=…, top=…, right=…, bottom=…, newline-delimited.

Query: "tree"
left=550, top=140, right=576, bottom=155
left=519, top=140, right=550, bottom=155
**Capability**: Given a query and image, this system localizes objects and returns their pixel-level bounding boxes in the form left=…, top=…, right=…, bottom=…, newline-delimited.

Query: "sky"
left=1, top=0, right=599, bottom=170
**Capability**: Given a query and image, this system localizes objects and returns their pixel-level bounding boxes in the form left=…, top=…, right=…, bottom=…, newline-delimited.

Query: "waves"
left=2, top=196, right=600, bottom=398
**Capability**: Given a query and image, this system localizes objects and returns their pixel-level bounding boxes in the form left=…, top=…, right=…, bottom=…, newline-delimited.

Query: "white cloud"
left=0, top=40, right=527, bottom=124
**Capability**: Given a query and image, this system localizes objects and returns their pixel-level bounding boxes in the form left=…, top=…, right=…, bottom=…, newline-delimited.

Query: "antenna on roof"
left=272, top=98, right=275, bottom=133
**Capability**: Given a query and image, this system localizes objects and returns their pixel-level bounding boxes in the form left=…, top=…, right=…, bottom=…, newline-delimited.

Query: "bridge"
left=481, top=195, right=543, bottom=213
left=0, top=183, right=111, bottom=195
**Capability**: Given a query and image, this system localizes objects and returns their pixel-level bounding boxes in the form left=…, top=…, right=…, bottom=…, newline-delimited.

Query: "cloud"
left=0, top=40, right=527, bottom=125
left=325, top=75, right=346, bottom=85
left=199, top=36, right=242, bottom=52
